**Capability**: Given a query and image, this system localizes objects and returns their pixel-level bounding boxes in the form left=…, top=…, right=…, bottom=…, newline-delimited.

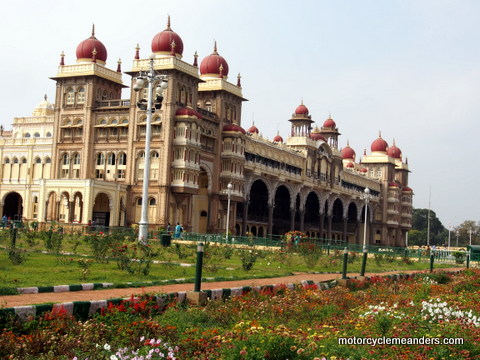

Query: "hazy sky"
left=0, top=0, right=478, bottom=228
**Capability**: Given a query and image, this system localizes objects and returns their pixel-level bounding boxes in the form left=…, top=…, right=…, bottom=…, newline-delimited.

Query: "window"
left=34, top=132, right=40, bottom=138
left=66, top=88, right=75, bottom=105
left=24, top=133, right=31, bottom=138
left=151, top=151, right=159, bottom=158
left=21, top=158, right=27, bottom=164
left=107, top=153, right=116, bottom=165
left=62, top=153, right=69, bottom=165
left=117, top=169, right=125, bottom=179
left=96, top=153, right=105, bottom=165
left=77, top=87, right=86, bottom=104
left=137, top=198, right=142, bottom=206
left=13, top=157, right=18, bottom=164
left=45, top=157, right=51, bottom=163
left=149, top=198, right=156, bottom=206
left=138, top=151, right=145, bottom=158
left=4, top=158, right=10, bottom=164
left=61, top=169, right=69, bottom=178
left=73, top=153, right=81, bottom=165
left=35, top=157, right=41, bottom=164
left=95, top=169, right=104, bottom=179
left=118, top=152, right=127, bottom=165
left=46, top=132, right=52, bottom=137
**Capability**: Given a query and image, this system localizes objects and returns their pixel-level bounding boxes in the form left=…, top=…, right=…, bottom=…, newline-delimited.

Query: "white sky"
left=0, top=0, right=478, bottom=227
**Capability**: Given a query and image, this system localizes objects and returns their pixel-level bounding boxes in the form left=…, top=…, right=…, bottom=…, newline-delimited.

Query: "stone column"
left=267, top=204, right=273, bottom=237
left=319, top=212, right=324, bottom=239
left=327, top=214, right=332, bottom=240
left=299, top=209, right=305, bottom=232
left=290, top=207, right=296, bottom=231
left=343, top=216, right=348, bottom=242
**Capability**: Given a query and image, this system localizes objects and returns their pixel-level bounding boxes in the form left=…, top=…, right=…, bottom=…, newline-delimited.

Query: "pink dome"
left=360, top=167, right=368, bottom=173
left=175, top=107, right=202, bottom=119
left=388, top=181, right=400, bottom=188
left=346, top=162, right=355, bottom=168
left=151, top=17, right=184, bottom=57
left=295, top=103, right=309, bottom=115
left=341, top=143, right=356, bottom=160
left=248, top=125, right=259, bottom=134
left=323, top=117, right=336, bottom=129
left=402, top=187, right=413, bottom=192
left=371, top=134, right=389, bottom=153
left=387, top=141, right=402, bottom=159
left=223, top=124, right=245, bottom=134
left=273, top=134, right=284, bottom=143
left=76, top=26, right=107, bottom=63
left=200, top=42, right=229, bottom=77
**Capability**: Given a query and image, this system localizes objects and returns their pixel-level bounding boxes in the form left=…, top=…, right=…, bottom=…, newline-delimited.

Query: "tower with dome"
left=0, top=17, right=412, bottom=247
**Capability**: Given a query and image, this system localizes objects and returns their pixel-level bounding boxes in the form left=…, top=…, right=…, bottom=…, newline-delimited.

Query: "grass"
left=0, top=228, right=463, bottom=289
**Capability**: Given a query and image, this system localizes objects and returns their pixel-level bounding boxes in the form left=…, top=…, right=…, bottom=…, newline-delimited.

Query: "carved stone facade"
left=0, top=19, right=412, bottom=246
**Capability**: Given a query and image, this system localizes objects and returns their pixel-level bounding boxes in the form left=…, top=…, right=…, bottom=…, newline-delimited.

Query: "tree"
left=409, top=208, right=447, bottom=246
left=454, top=220, right=480, bottom=247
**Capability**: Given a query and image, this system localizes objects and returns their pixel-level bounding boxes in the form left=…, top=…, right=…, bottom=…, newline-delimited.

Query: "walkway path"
left=0, top=268, right=462, bottom=308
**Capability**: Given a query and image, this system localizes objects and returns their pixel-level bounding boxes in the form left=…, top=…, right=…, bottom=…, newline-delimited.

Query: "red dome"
left=371, top=135, right=389, bottom=153
left=175, top=107, right=202, bottom=119
left=76, top=26, right=107, bottom=63
left=273, top=134, right=284, bottom=143
left=388, top=181, right=400, bottom=188
left=402, top=187, right=413, bottom=192
left=151, top=17, right=184, bottom=57
left=223, top=123, right=245, bottom=134
left=248, top=125, right=259, bottom=134
left=200, top=42, right=229, bottom=77
left=310, top=132, right=326, bottom=141
left=323, top=117, right=336, bottom=129
left=346, top=162, right=355, bottom=168
left=295, top=103, right=309, bottom=115
left=360, top=167, right=368, bottom=173
left=387, top=142, right=402, bottom=159
left=341, top=144, right=356, bottom=160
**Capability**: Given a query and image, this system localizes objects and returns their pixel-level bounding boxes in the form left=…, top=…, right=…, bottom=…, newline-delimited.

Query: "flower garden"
left=1, top=268, right=480, bottom=359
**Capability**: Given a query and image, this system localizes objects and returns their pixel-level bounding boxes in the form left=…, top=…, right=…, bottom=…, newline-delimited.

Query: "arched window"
left=45, top=157, right=51, bottom=164
left=77, top=87, right=86, bottom=104
left=62, top=153, right=69, bottom=165
left=118, top=152, right=127, bottom=165
left=4, top=158, right=10, bottom=164
left=66, top=88, right=75, bottom=105
left=12, top=157, right=19, bottom=164
left=137, top=198, right=142, bottom=206
left=149, top=198, right=156, bottom=206
left=24, top=133, right=31, bottom=138
left=96, top=153, right=105, bottom=165
left=46, top=132, right=52, bottom=137
left=138, top=151, right=145, bottom=158
left=35, top=157, right=41, bottom=164
left=34, top=132, right=40, bottom=138
left=73, top=153, right=81, bottom=165
left=151, top=151, right=159, bottom=158
left=21, top=158, right=27, bottom=164
left=107, top=153, right=116, bottom=165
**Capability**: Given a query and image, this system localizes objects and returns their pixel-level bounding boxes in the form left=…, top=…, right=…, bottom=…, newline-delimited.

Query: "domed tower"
left=288, top=101, right=314, bottom=137
left=200, top=41, right=229, bottom=79
left=320, top=114, right=340, bottom=149
left=32, top=94, right=54, bottom=117
left=151, top=15, right=184, bottom=58
left=341, top=141, right=356, bottom=168
left=309, top=126, right=326, bottom=142
left=50, top=25, right=125, bottom=183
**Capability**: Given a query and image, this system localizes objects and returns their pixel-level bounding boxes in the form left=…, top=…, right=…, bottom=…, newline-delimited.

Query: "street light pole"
left=360, top=187, right=372, bottom=277
left=469, top=228, right=472, bottom=246
left=225, top=183, right=233, bottom=241
left=134, top=54, right=168, bottom=244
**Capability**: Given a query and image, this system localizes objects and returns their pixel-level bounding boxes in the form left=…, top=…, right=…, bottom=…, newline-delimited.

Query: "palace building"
left=0, top=18, right=412, bottom=247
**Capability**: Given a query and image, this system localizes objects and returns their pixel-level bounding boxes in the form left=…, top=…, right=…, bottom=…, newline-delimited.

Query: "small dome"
left=295, top=102, right=309, bottom=115
left=175, top=107, right=202, bottom=119
left=76, top=25, right=108, bottom=64
left=387, top=140, right=402, bottom=159
left=388, top=181, right=400, bottom=188
left=33, top=95, right=54, bottom=116
left=323, top=116, right=336, bottom=129
left=200, top=42, right=229, bottom=78
left=346, top=162, right=355, bottom=168
left=151, top=17, right=184, bottom=57
left=371, top=133, right=389, bottom=153
left=402, top=187, right=413, bottom=192
left=248, top=124, right=259, bottom=134
left=341, top=142, right=356, bottom=160
left=360, top=167, right=368, bottom=173
left=223, top=123, right=245, bottom=134
left=273, top=133, right=283, bottom=143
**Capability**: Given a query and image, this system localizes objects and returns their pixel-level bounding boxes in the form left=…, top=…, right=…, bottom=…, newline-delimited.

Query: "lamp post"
left=360, top=187, right=372, bottom=277
left=469, top=228, right=472, bottom=246
left=225, top=183, right=233, bottom=241
left=134, top=54, right=168, bottom=244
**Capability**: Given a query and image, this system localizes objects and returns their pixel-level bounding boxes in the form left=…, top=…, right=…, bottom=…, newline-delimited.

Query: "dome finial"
left=347, top=140, right=350, bottom=147
left=237, top=73, right=241, bottom=87
left=117, top=58, right=122, bottom=72
left=378, top=130, right=382, bottom=138
left=213, top=40, right=218, bottom=54
left=167, top=15, right=171, bottom=30
left=134, top=43, right=140, bottom=60
left=60, top=51, right=65, bottom=66
left=44, top=94, right=47, bottom=101
left=91, top=24, right=95, bottom=37
left=392, top=138, right=396, bottom=145
left=193, top=51, right=198, bottom=67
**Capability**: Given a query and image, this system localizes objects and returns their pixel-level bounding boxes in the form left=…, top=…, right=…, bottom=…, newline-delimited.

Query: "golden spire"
left=166, top=15, right=171, bottom=30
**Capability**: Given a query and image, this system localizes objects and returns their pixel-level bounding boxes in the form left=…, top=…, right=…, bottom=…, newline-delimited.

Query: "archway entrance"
left=3, top=192, right=23, bottom=220
left=92, top=193, right=110, bottom=226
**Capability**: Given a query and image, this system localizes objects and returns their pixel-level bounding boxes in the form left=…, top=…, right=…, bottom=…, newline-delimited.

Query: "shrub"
left=239, top=248, right=258, bottom=271
left=6, top=247, right=27, bottom=265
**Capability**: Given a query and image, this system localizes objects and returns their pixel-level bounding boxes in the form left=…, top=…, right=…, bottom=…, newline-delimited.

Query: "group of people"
left=167, top=222, right=184, bottom=239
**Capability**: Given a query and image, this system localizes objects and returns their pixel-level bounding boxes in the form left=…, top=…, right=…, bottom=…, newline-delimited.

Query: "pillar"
left=327, top=214, right=332, bottom=240
left=290, top=207, right=296, bottom=231
left=267, top=204, right=273, bottom=237
left=299, top=209, right=305, bottom=232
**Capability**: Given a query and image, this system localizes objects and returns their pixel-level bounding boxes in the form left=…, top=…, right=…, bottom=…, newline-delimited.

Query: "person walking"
left=174, top=223, right=182, bottom=239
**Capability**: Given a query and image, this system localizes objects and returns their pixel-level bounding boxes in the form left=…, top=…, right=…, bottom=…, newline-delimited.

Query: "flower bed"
left=1, top=270, right=480, bottom=359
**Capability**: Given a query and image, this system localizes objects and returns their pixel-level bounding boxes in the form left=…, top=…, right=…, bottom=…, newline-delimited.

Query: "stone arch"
left=92, top=192, right=112, bottom=227
left=2, top=192, right=23, bottom=220
left=272, top=184, right=292, bottom=235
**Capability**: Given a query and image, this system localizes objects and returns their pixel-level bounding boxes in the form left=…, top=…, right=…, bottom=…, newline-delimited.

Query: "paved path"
left=0, top=268, right=462, bottom=308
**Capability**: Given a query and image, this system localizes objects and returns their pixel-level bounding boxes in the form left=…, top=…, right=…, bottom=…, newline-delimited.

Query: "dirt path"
left=0, top=268, right=463, bottom=308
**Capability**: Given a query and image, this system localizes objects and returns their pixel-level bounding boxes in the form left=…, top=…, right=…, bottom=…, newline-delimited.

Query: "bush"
left=239, top=248, right=258, bottom=271
left=7, top=247, right=27, bottom=265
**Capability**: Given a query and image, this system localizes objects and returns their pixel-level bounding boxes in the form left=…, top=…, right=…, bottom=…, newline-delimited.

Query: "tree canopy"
left=408, top=208, right=447, bottom=247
